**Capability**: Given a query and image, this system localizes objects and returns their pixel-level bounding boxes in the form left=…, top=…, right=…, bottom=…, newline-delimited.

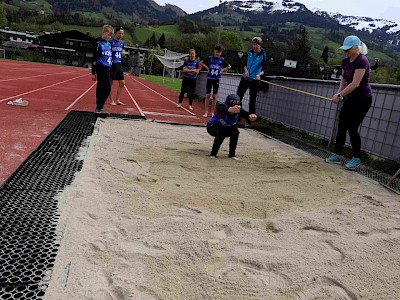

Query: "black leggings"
left=207, top=123, right=239, bottom=157
left=335, top=96, right=372, bottom=158
left=236, top=77, right=260, bottom=114
left=179, top=77, right=197, bottom=105
left=95, top=65, right=111, bottom=111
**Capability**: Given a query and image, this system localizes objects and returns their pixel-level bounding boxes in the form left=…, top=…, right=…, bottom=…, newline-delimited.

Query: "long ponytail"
left=359, top=42, right=368, bottom=55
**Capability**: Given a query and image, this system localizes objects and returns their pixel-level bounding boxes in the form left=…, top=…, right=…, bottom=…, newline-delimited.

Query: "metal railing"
left=195, top=72, right=400, bottom=162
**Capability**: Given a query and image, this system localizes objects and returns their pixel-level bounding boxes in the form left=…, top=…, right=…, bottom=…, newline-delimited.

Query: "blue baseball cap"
left=225, top=94, right=241, bottom=107
left=339, top=35, right=362, bottom=50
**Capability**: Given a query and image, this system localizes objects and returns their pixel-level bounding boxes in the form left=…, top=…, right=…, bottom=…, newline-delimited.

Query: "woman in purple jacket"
left=325, top=35, right=372, bottom=170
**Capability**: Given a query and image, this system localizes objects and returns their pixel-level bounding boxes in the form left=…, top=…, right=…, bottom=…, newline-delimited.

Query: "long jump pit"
left=40, top=117, right=399, bottom=300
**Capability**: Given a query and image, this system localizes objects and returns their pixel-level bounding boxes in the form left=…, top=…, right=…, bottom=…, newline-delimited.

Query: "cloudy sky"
left=154, top=0, right=400, bottom=23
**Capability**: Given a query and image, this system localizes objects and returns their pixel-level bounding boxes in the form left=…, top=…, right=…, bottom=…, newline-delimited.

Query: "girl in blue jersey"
left=92, top=24, right=114, bottom=113
left=207, top=94, right=257, bottom=159
left=236, top=36, right=268, bottom=120
left=177, top=49, right=200, bottom=110
left=200, top=45, right=231, bottom=118
left=109, top=27, right=126, bottom=106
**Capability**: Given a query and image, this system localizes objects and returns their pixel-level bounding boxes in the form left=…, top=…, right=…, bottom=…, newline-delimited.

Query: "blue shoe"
left=325, top=154, right=341, bottom=164
left=345, top=157, right=361, bottom=170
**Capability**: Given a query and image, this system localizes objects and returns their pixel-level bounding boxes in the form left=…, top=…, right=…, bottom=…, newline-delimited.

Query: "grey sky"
left=154, top=0, right=400, bottom=23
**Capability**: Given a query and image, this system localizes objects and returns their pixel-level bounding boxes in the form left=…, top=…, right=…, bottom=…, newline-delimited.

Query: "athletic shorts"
left=110, top=63, right=124, bottom=81
left=206, top=78, right=220, bottom=94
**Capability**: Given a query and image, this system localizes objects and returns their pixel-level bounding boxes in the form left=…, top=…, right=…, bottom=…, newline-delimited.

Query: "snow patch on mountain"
left=312, top=9, right=400, bottom=34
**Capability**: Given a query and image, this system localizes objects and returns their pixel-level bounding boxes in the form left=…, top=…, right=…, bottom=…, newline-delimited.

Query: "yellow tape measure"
left=261, top=79, right=332, bottom=101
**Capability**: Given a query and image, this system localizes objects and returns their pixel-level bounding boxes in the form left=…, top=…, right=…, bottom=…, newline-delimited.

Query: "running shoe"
left=325, top=154, right=341, bottom=164
left=345, top=157, right=361, bottom=170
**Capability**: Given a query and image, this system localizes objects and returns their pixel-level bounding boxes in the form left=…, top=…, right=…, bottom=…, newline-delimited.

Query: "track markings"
left=0, top=73, right=90, bottom=103
left=65, top=82, right=97, bottom=111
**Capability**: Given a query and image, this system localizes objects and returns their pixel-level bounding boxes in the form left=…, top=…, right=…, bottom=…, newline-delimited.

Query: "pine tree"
left=320, top=45, right=329, bottom=64
left=288, top=27, right=312, bottom=66
left=158, top=33, right=166, bottom=49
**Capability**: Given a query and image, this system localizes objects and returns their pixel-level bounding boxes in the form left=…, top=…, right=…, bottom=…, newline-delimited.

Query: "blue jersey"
left=208, top=97, right=241, bottom=127
left=243, top=48, right=268, bottom=81
left=205, top=56, right=227, bottom=80
left=183, top=59, right=199, bottom=79
left=95, top=39, right=112, bottom=68
left=110, top=38, right=124, bottom=64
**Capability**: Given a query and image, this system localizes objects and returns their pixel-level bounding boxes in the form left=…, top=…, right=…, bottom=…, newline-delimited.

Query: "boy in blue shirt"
left=237, top=37, right=268, bottom=118
left=207, top=94, right=257, bottom=159
left=109, top=26, right=126, bottom=106
left=200, top=45, right=231, bottom=117
left=92, top=24, right=114, bottom=114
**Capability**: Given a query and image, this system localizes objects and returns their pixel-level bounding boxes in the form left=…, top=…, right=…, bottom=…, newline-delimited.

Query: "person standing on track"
left=177, top=49, right=200, bottom=111
left=92, top=24, right=114, bottom=113
left=109, top=27, right=126, bottom=106
left=325, top=35, right=373, bottom=170
left=236, top=37, right=268, bottom=123
left=200, top=45, right=231, bottom=118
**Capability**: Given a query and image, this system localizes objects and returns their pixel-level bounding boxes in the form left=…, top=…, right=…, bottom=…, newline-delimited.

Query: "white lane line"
left=124, top=85, right=145, bottom=116
left=0, top=73, right=90, bottom=103
left=65, top=82, right=97, bottom=111
left=0, top=70, right=81, bottom=82
left=142, top=111, right=198, bottom=118
left=127, top=75, right=196, bottom=116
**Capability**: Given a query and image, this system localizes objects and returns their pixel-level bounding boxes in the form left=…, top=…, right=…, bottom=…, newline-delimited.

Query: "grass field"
left=63, top=25, right=134, bottom=45
left=135, top=25, right=181, bottom=43
left=140, top=74, right=182, bottom=93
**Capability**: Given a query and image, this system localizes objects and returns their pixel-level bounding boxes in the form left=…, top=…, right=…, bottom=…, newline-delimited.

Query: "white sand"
left=44, top=119, right=400, bottom=300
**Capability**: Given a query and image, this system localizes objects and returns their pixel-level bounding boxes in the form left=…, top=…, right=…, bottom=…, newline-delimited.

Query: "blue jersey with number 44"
left=110, top=39, right=124, bottom=64
left=206, top=56, right=226, bottom=80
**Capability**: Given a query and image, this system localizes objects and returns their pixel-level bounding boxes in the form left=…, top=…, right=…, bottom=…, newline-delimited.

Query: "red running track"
left=0, top=60, right=207, bottom=184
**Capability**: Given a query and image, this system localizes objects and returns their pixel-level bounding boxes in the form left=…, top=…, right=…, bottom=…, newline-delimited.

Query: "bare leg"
left=116, top=80, right=125, bottom=105
left=109, top=80, right=116, bottom=105
left=211, top=94, right=217, bottom=114
left=203, top=93, right=211, bottom=117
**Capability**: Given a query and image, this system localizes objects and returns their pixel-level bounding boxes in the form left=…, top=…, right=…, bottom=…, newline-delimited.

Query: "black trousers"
left=207, top=123, right=239, bottom=157
left=335, top=96, right=372, bottom=158
left=179, top=77, right=197, bottom=105
left=236, top=77, right=260, bottom=114
left=96, top=65, right=111, bottom=111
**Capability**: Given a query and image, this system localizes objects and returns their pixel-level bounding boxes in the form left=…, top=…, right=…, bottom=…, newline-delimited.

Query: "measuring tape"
left=260, top=78, right=333, bottom=101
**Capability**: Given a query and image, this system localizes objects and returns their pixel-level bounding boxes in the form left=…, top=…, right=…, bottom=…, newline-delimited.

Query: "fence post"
left=329, top=103, right=341, bottom=147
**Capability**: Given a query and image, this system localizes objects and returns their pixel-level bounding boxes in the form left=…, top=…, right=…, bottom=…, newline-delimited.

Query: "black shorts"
left=206, top=78, right=220, bottom=94
left=110, top=63, right=124, bottom=81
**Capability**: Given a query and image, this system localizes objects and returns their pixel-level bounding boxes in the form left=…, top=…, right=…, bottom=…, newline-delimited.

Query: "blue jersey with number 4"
left=96, top=40, right=112, bottom=67
left=206, top=56, right=226, bottom=80
left=110, top=39, right=124, bottom=64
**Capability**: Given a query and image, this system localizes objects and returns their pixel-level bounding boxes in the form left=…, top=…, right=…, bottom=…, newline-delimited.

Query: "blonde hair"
left=359, top=42, right=368, bottom=55
left=102, top=24, right=114, bottom=33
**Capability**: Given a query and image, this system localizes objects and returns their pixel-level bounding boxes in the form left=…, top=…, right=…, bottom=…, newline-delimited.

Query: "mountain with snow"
left=190, top=0, right=400, bottom=46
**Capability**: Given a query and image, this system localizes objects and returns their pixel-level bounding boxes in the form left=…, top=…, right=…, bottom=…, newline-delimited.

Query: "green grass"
left=28, top=0, right=52, bottom=13
left=140, top=74, right=182, bottom=93
left=63, top=25, right=134, bottom=45
left=135, top=25, right=181, bottom=43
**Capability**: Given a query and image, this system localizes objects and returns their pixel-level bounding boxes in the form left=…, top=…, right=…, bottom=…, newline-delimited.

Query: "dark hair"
left=115, top=27, right=124, bottom=32
left=214, top=45, right=222, bottom=52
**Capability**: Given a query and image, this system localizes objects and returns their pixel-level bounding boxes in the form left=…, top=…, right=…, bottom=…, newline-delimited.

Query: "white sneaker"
left=177, top=104, right=181, bottom=108
left=189, top=106, right=193, bottom=110
left=202, top=113, right=208, bottom=117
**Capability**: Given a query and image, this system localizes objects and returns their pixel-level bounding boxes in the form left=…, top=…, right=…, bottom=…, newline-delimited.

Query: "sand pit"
left=44, top=119, right=400, bottom=300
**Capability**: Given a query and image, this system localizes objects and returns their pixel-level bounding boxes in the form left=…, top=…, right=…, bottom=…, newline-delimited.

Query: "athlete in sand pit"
left=207, top=94, right=257, bottom=160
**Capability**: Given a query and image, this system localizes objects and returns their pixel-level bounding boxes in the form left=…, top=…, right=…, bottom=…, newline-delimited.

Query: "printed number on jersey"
left=210, top=69, right=219, bottom=76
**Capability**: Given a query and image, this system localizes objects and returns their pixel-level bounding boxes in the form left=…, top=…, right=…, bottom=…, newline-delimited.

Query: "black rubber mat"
left=254, top=126, right=400, bottom=193
left=0, top=110, right=144, bottom=299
